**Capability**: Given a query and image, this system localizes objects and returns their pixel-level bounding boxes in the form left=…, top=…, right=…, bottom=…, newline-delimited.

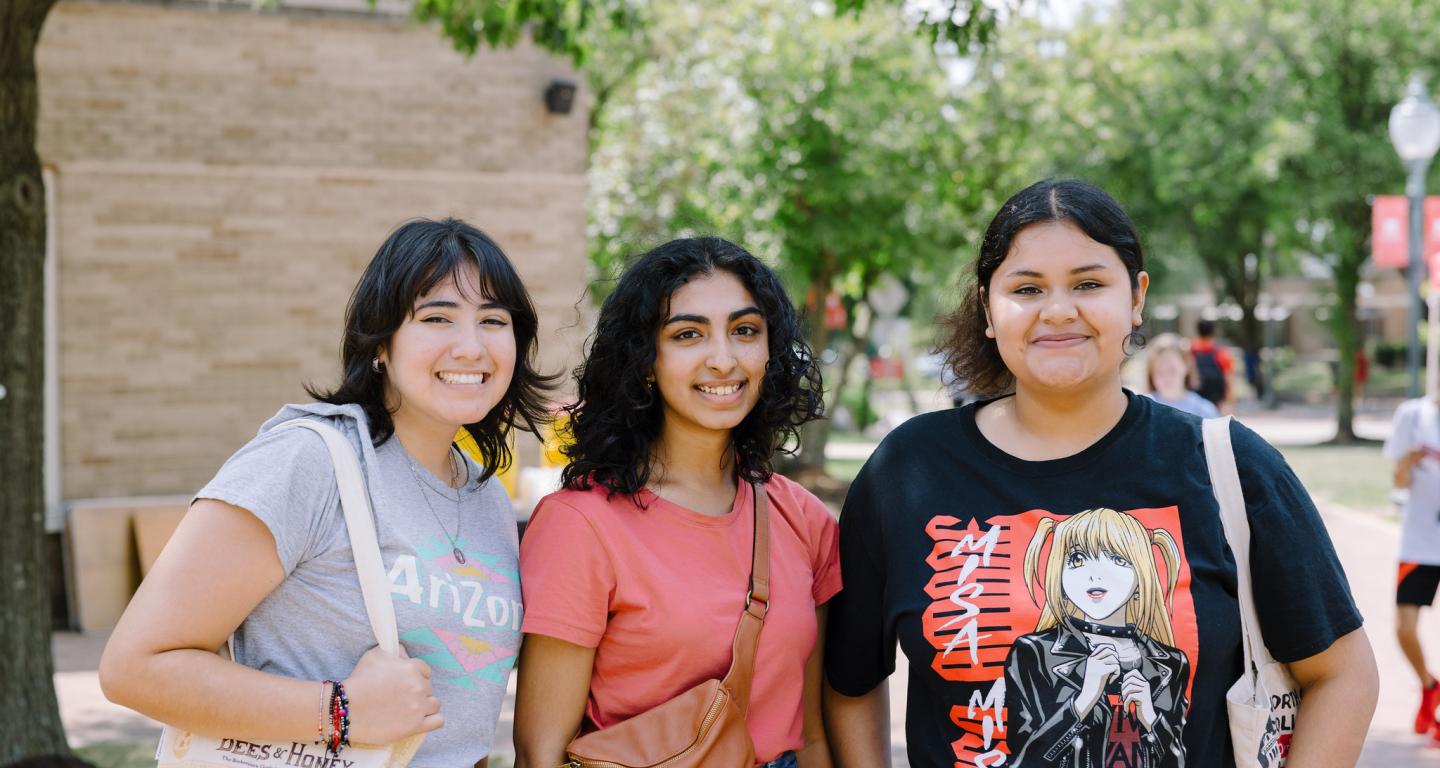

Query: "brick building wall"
left=37, top=0, right=590, bottom=504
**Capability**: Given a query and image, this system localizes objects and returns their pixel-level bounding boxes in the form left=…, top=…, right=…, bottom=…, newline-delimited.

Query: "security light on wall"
left=545, top=79, right=578, bottom=115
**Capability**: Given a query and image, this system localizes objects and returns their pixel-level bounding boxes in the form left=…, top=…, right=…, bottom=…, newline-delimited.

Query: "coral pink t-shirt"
left=519, top=474, right=842, bottom=763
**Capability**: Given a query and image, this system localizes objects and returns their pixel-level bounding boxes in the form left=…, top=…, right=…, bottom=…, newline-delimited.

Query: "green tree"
left=1265, top=0, right=1439, bottom=441
left=586, top=0, right=999, bottom=471
left=1, top=0, right=1009, bottom=750
left=985, top=0, right=1439, bottom=440
left=974, top=6, right=1307, bottom=352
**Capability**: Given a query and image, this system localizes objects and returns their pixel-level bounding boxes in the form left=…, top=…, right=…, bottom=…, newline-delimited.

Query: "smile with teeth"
left=438, top=372, right=489, bottom=385
left=698, top=383, right=743, bottom=396
left=1086, top=588, right=1108, bottom=600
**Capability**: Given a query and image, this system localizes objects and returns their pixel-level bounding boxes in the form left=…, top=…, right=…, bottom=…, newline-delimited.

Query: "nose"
left=1039, top=293, right=1078, bottom=325
left=706, top=336, right=738, bottom=373
left=451, top=321, right=490, bottom=363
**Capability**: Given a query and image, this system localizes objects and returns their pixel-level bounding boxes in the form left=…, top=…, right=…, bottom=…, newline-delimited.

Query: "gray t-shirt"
left=197, top=403, right=521, bottom=766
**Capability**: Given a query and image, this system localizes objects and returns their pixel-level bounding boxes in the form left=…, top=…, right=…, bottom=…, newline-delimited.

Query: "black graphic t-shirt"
left=824, top=392, right=1362, bottom=768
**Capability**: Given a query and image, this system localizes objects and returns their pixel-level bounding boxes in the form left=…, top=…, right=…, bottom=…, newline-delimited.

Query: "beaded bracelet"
left=325, top=681, right=351, bottom=757
left=317, top=681, right=329, bottom=745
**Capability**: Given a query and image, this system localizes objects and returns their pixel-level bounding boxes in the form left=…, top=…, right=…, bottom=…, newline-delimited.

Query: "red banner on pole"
left=1430, top=198, right=1440, bottom=292
left=1373, top=195, right=1440, bottom=274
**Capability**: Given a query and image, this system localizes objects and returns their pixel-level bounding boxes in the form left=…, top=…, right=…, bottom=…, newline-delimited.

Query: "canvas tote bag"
left=156, top=418, right=424, bottom=768
left=1203, top=416, right=1301, bottom=768
left=560, top=483, right=771, bottom=768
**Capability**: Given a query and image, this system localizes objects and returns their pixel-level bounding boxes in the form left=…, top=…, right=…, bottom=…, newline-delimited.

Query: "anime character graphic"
left=1004, top=508, right=1192, bottom=768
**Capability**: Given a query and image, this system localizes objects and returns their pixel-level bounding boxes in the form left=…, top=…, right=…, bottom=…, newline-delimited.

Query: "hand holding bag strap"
left=1201, top=416, right=1276, bottom=676
left=277, top=419, right=401, bottom=654
left=721, top=481, right=770, bottom=715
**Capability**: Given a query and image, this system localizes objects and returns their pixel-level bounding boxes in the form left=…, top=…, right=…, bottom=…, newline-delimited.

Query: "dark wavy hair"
left=561, top=237, right=824, bottom=496
left=307, top=218, right=557, bottom=482
left=936, top=179, right=1146, bottom=396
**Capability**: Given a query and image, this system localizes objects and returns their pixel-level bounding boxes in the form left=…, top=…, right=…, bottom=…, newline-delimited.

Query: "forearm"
left=795, top=737, right=832, bottom=768
left=101, top=647, right=325, bottom=742
left=513, top=736, right=571, bottom=768
left=823, top=681, right=890, bottom=768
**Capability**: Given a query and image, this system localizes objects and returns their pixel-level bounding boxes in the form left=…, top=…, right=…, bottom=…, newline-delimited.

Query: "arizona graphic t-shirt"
left=825, top=392, right=1361, bottom=768
left=197, top=403, right=521, bottom=767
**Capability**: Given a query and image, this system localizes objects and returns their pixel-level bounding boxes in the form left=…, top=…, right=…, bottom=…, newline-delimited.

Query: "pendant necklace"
left=406, top=446, right=467, bottom=564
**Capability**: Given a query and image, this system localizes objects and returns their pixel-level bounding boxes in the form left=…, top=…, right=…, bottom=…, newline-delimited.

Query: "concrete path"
left=1326, top=504, right=1440, bottom=766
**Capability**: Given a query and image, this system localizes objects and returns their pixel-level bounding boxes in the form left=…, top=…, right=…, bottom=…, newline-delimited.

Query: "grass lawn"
left=75, top=742, right=154, bottom=768
left=825, top=457, right=866, bottom=483
left=1275, top=443, right=1396, bottom=516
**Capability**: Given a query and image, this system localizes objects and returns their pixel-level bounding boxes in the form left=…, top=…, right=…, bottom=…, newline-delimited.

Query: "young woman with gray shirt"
left=100, top=218, right=553, bottom=767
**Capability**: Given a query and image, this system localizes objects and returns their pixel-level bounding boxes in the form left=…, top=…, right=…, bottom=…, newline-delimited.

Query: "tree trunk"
left=793, top=263, right=839, bottom=473
left=0, top=0, right=68, bottom=756
left=1329, top=224, right=1366, bottom=445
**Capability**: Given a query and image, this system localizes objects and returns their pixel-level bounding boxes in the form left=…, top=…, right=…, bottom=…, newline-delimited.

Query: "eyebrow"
left=1003, top=263, right=1112, bottom=279
left=662, top=306, right=764, bottom=327
left=414, top=299, right=508, bottom=312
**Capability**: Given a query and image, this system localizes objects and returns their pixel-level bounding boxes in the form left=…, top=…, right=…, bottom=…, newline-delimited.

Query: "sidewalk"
left=1322, top=504, right=1440, bottom=765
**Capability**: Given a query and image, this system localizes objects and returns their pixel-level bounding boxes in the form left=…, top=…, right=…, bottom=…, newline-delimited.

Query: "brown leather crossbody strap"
left=721, top=481, right=770, bottom=714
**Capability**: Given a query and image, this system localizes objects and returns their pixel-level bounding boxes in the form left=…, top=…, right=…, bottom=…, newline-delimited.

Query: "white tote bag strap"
left=277, top=418, right=400, bottom=654
left=1202, top=416, right=1274, bottom=675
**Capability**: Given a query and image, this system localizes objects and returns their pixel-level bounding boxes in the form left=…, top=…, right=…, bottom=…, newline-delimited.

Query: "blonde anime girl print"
left=1003, top=508, right=1192, bottom=768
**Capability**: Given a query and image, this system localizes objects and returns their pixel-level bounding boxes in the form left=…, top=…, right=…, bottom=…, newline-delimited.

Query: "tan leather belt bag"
left=563, top=482, right=771, bottom=768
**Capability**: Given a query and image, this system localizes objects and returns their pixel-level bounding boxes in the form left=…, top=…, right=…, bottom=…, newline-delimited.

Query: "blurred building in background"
left=37, top=0, right=589, bottom=630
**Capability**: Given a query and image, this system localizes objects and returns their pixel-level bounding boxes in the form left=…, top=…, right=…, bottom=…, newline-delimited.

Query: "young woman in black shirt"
left=822, top=179, right=1377, bottom=767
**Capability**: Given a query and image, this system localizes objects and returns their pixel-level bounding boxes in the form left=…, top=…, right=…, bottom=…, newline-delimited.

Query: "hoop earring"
left=1123, top=328, right=1147, bottom=356
left=371, top=357, right=383, bottom=373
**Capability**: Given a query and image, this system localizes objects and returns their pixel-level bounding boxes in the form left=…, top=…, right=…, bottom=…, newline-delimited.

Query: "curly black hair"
left=561, top=237, right=824, bottom=497
left=307, top=217, right=558, bottom=482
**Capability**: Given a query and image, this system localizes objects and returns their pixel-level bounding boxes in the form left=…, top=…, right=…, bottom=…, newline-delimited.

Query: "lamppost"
left=1388, top=74, right=1440, bottom=398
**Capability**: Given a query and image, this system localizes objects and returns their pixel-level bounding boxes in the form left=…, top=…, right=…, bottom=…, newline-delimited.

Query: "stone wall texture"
left=38, top=0, right=590, bottom=501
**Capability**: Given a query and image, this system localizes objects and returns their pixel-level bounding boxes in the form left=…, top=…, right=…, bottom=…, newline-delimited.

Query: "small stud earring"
left=372, top=357, right=382, bottom=373
left=984, top=326, right=996, bottom=339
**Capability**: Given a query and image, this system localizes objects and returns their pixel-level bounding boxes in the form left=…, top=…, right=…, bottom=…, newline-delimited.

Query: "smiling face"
left=379, top=262, right=517, bottom=445
left=652, top=270, right=769, bottom=440
left=1149, top=347, right=1191, bottom=399
left=985, top=222, right=1148, bottom=395
left=1062, top=547, right=1139, bottom=625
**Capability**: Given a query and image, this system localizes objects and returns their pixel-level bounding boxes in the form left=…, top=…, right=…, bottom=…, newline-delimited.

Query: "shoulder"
left=762, top=472, right=830, bottom=518
left=210, top=419, right=337, bottom=489
left=529, top=485, right=631, bottom=528
left=1133, top=391, right=1205, bottom=439
left=761, top=473, right=838, bottom=549
left=1006, top=630, right=1055, bottom=664
left=249, top=419, right=335, bottom=460
left=864, top=408, right=962, bottom=471
left=1393, top=398, right=1429, bottom=425
left=1185, top=392, right=1220, bottom=417
left=1226, top=418, right=1287, bottom=471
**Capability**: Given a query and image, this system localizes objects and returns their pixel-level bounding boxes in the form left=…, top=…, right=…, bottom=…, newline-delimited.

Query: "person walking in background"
left=513, top=237, right=839, bottom=768
left=821, top=179, right=1377, bottom=768
left=1190, top=318, right=1233, bottom=411
left=98, top=219, right=551, bottom=766
left=1144, top=334, right=1219, bottom=418
left=1384, top=396, right=1440, bottom=742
